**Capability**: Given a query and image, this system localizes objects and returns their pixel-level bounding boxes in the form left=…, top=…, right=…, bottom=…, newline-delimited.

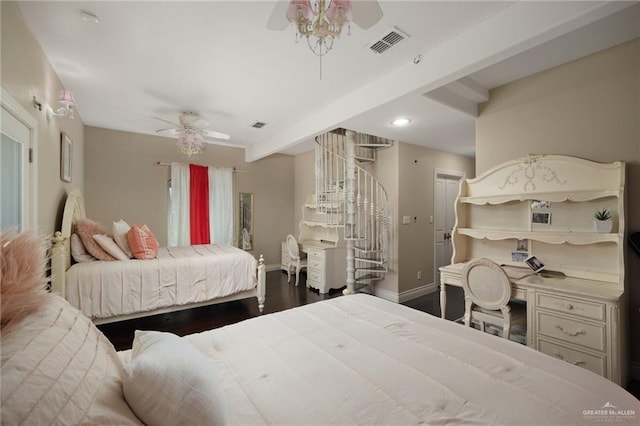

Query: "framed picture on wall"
left=60, top=132, right=72, bottom=182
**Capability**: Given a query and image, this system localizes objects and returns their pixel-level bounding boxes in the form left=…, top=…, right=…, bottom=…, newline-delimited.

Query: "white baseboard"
left=373, top=283, right=436, bottom=304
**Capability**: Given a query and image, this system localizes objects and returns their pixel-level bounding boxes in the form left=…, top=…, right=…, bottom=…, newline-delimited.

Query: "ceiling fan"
left=267, top=0, right=383, bottom=78
left=266, top=0, right=383, bottom=32
left=153, top=112, right=230, bottom=141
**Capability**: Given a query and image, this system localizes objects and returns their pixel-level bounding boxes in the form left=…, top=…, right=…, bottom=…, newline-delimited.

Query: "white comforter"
left=66, top=244, right=257, bottom=320
left=134, top=294, right=638, bottom=425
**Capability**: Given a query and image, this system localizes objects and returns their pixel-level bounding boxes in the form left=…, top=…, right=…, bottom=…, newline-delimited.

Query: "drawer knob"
left=554, top=323, right=586, bottom=337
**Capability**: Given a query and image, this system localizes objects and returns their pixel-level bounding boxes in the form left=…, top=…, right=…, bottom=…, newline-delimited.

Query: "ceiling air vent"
left=368, top=27, right=409, bottom=54
left=251, top=121, right=267, bottom=129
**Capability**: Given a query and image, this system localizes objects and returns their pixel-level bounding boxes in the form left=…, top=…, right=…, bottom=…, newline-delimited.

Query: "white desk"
left=439, top=262, right=624, bottom=384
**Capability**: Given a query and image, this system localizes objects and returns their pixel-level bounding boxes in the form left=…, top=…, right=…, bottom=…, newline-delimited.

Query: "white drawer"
left=537, top=338, right=606, bottom=377
left=305, top=247, right=325, bottom=259
left=536, top=311, right=605, bottom=351
left=307, top=269, right=324, bottom=284
left=536, top=292, right=605, bottom=321
left=307, top=257, right=323, bottom=270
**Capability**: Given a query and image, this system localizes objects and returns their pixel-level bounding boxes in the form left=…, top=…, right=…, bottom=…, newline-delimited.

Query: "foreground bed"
left=130, top=294, right=639, bottom=425
left=50, top=190, right=266, bottom=323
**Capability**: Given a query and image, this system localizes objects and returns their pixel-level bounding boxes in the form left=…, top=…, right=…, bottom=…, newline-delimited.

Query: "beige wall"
left=477, top=39, right=640, bottom=371
left=397, top=142, right=475, bottom=294
left=85, top=126, right=294, bottom=268
left=1, top=1, right=85, bottom=236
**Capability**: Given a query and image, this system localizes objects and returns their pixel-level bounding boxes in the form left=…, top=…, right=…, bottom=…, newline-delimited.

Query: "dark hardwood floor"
left=98, top=270, right=639, bottom=399
left=98, top=270, right=343, bottom=351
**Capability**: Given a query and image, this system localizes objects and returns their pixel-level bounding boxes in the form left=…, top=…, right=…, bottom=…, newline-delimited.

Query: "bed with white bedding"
left=136, top=294, right=635, bottom=425
left=50, top=190, right=266, bottom=324
left=3, top=230, right=638, bottom=425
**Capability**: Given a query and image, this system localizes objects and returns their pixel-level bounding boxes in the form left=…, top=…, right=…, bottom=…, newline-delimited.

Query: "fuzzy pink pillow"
left=76, top=218, right=116, bottom=261
left=0, top=230, right=52, bottom=334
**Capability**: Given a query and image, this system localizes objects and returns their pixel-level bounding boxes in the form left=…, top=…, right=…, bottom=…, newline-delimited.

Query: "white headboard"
left=51, top=189, right=86, bottom=296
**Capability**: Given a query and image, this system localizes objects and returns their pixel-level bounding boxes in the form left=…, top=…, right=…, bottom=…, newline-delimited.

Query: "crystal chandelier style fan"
left=153, top=112, right=230, bottom=160
left=267, top=0, right=383, bottom=77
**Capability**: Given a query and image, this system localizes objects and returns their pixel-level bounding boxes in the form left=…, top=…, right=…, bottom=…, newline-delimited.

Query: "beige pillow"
left=76, top=218, right=116, bottom=261
left=71, top=233, right=96, bottom=263
left=112, top=219, right=133, bottom=258
left=93, top=234, right=129, bottom=261
left=123, top=330, right=228, bottom=425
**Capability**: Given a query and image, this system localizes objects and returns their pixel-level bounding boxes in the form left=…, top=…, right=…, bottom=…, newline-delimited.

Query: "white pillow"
left=70, top=233, right=96, bottom=263
left=123, top=330, right=228, bottom=426
left=112, top=219, right=133, bottom=258
left=93, top=234, right=129, bottom=261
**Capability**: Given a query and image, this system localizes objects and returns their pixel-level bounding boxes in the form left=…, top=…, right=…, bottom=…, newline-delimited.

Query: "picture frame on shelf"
left=60, top=132, right=72, bottom=182
left=531, top=212, right=551, bottom=225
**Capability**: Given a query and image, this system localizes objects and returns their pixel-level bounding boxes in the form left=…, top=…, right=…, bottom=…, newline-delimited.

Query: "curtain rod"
left=155, top=161, right=246, bottom=173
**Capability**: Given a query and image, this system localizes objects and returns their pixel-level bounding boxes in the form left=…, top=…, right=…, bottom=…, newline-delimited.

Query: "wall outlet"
left=417, top=270, right=422, bottom=280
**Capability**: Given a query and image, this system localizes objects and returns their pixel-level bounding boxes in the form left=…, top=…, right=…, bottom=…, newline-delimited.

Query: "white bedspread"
left=66, top=244, right=257, bottom=320
left=137, top=294, right=638, bottom=425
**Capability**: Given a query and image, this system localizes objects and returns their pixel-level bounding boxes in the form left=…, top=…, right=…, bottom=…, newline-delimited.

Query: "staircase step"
left=354, top=247, right=383, bottom=255
left=356, top=266, right=388, bottom=273
left=356, top=274, right=385, bottom=283
left=355, top=257, right=385, bottom=266
left=356, top=143, right=394, bottom=148
left=354, top=156, right=375, bottom=162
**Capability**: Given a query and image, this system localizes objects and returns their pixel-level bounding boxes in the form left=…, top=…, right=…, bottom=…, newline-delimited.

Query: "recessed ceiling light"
left=392, top=118, right=411, bottom=127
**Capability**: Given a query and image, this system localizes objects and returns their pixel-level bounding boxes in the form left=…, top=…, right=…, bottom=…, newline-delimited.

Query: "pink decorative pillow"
left=0, top=230, right=52, bottom=334
left=76, top=218, right=116, bottom=261
left=128, top=225, right=159, bottom=260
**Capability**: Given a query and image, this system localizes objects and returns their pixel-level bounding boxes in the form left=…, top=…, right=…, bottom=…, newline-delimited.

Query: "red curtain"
left=189, top=164, right=210, bottom=244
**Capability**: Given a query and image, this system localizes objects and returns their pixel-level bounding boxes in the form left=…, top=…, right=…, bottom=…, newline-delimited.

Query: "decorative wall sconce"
left=47, top=90, right=76, bottom=121
left=32, top=96, right=43, bottom=111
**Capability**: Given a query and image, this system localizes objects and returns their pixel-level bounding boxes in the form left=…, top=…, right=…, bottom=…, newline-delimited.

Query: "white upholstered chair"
left=461, top=258, right=526, bottom=341
left=286, top=234, right=307, bottom=286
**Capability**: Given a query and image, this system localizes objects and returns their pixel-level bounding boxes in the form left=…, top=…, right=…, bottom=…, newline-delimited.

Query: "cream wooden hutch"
left=280, top=194, right=347, bottom=294
left=439, top=155, right=627, bottom=385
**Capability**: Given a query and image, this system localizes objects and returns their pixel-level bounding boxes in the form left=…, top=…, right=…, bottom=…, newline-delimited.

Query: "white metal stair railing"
left=314, top=129, right=392, bottom=293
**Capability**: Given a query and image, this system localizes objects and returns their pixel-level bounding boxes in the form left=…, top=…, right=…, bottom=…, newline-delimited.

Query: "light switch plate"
left=402, top=216, right=411, bottom=225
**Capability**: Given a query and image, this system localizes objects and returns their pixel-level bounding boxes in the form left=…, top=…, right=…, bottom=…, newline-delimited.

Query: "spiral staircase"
left=312, top=129, right=393, bottom=294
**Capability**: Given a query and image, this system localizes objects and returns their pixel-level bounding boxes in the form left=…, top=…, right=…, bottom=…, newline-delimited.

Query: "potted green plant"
left=593, top=208, right=613, bottom=233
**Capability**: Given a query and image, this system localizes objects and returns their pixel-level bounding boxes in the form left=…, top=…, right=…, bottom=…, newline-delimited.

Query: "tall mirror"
left=239, top=193, right=253, bottom=251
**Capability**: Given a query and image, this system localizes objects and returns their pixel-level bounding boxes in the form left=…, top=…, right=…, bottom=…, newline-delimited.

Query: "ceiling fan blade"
left=203, top=129, right=231, bottom=140
left=267, top=0, right=291, bottom=30
left=151, top=116, right=180, bottom=127
left=191, top=118, right=210, bottom=129
left=155, top=128, right=183, bottom=136
left=351, top=0, right=383, bottom=29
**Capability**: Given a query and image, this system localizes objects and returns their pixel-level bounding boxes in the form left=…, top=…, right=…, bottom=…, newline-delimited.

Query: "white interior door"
left=434, top=173, right=462, bottom=287
left=1, top=89, right=37, bottom=231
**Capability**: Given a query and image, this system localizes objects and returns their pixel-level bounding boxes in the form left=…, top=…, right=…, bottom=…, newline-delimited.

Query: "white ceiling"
left=17, top=1, right=639, bottom=161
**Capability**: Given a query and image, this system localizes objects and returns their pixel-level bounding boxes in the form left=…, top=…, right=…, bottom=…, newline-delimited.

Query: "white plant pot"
left=593, top=219, right=612, bottom=233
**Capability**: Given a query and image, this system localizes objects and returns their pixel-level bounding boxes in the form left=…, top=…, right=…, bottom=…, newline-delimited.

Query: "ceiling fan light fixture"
left=287, top=0, right=353, bottom=78
left=177, top=132, right=204, bottom=159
